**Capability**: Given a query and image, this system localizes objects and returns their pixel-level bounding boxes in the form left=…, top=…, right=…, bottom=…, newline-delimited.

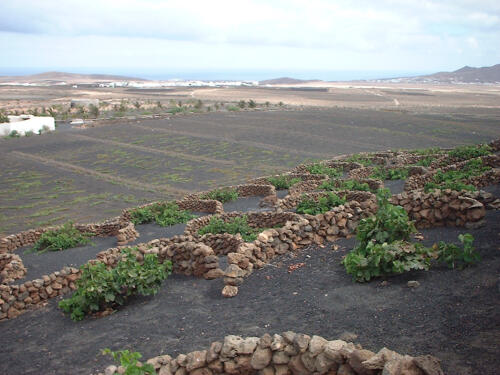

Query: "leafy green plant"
left=424, top=159, right=490, bottom=192
left=356, top=189, right=415, bottom=246
left=59, top=248, right=172, bottom=321
left=267, top=175, right=301, bottom=189
left=227, top=106, right=239, bottom=111
left=342, top=189, right=424, bottom=282
left=343, top=241, right=431, bottom=282
left=102, top=349, right=155, bottom=375
left=344, top=154, right=373, bottom=166
left=129, top=202, right=196, bottom=226
left=296, top=192, right=347, bottom=215
left=434, top=233, right=480, bottom=269
left=319, top=179, right=372, bottom=192
left=201, top=188, right=239, bottom=203
left=248, top=99, right=256, bottom=108
left=7, top=130, right=20, bottom=138
left=198, top=216, right=262, bottom=242
left=32, top=222, right=93, bottom=252
left=306, top=163, right=343, bottom=178
left=416, top=156, right=437, bottom=167
left=238, top=100, right=246, bottom=108
left=370, top=167, right=409, bottom=180
left=448, top=144, right=492, bottom=160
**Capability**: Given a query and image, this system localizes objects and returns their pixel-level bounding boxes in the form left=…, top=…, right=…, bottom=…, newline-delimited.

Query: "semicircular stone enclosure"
left=1, top=138, right=500, bottom=375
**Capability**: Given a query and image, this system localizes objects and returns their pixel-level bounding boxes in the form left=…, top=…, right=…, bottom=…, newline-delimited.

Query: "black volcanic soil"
left=1, top=209, right=498, bottom=375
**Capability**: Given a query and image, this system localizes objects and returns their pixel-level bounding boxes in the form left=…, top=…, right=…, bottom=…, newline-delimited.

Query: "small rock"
left=250, top=347, right=272, bottom=370
left=407, top=280, right=420, bottom=288
left=339, top=332, right=358, bottom=342
left=222, top=285, right=239, bottom=298
left=104, top=365, right=117, bottom=375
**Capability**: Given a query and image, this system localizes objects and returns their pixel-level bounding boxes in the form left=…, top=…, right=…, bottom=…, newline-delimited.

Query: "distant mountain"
left=388, top=64, right=500, bottom=84
left=0, top=71, right=147, bottom=84
left=259, top=77, right=317, bottom=85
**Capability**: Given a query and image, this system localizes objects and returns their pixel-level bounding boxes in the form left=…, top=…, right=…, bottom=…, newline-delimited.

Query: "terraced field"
left=1, top=107, right=498, bottom=236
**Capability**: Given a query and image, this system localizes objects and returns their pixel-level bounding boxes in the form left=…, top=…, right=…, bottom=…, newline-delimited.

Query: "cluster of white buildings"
left=98, top=80, right=258, bottom=88
left=0, top=115, right=55, bottom=136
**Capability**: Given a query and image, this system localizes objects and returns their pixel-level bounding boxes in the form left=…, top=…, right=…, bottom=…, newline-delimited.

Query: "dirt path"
left=10, top=151, right=191, bottom=196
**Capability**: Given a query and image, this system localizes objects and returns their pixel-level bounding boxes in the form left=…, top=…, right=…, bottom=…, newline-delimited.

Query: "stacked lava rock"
left=103, top=331, right=443, bottom=375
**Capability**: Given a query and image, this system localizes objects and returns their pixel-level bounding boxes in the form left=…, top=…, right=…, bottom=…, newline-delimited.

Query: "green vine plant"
left=318, top=179, right=373, bottom=192
left=200, top=188, right=239, bottom=203
left=198, top=215, right=263, bottom=242
left=306, top=163, right=343, bottom=178
left=102, top=349, right=155, bottom=375
left=129, top=202, right=196, bottom=227
left=434, top=233, right=480, bottom=269
left=31, top=222, right=93, bottom=253
left=267, top=175, right=302, bottom=189
left=296, top=192, right=347, bottom=215
left=59, top=248, right=172, bottom=321
left=370, top=167, right=409, bottom=181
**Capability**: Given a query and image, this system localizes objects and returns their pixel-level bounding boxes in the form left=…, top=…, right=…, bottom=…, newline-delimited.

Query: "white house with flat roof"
left=0, top=115, right=55, bottom=136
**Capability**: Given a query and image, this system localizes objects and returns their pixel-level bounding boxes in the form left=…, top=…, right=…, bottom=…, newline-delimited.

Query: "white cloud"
left=0, top=0, right=498, bottom=74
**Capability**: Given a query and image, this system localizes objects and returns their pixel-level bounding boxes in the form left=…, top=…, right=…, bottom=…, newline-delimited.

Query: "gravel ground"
left=0, top=209, right=498, bottom=375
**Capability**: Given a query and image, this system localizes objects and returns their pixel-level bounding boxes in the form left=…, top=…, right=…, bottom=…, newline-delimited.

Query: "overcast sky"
left=1, top=0, right=499, bottom=79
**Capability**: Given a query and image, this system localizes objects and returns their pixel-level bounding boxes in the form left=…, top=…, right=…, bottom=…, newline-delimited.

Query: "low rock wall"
left=120, top=199, right=224, bottom=222
left=186, top=184, right=276, bottom=201
left=102, top=332, right=443, bottom=375
left=0, top=253, right=26, bottom=284
left=390, top=190, right=486, bottom=228
left=279, top=190, right=375, bottom=211
left=0, top=217, right=128, bottom=254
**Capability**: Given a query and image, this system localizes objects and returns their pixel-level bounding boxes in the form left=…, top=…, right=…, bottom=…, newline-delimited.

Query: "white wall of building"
left=0, top=115, right=55, bottom=136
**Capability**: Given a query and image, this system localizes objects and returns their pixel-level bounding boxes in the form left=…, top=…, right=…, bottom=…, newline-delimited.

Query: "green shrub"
left=0, top=111, right=9, bottom=123
left=25, top=130, right=35, bottom=137
left=167, top=107, right=185, bottom=114
left=267, top=175, right=301, bottom=189
left=423, top=159, right=490, bottom=192
left=306, top=163, right=343, bottom=178
left=448, top=144, right=492, bottom=160
left=416, top=156, right=436, bottom=167
left=296, top=192, right=347, bottom=215
left=319, top=179, right=372, bottom=192
left=370, top=167, right=408, bottom=180
left=198, top=215, right=261, bottom=242
left=342, top=189, right=424, bottom=282
left=102, top=349, right=155, bottom=375
left=59, top=248, right=172, bottom=321
left=32, top=222, right=93, bottom=253
left=129, top=202, right=196, bottom=226
left=434, top=233, right=480, bottom=269
left=201, top=188, right=239, bottom=203
left=344, top=154, right=373, bottom=166
left=343, top=241, right=431, bottom=282
left=248, top=99, right=256, bottom=108
left=356, top=189, right=416, bottom=246
left=238, top=100, right=246, bottom=108
left=227, top=106, right=239, bottom=111
left=7, top=130, right=20, bottom=138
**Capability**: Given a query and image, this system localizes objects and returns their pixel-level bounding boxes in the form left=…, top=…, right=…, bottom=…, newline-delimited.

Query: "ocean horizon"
left=0, top=68, right=431, bottom=82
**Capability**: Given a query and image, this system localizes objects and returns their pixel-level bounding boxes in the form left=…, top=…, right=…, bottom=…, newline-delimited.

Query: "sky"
left=0, top=0, right=499, bottom=80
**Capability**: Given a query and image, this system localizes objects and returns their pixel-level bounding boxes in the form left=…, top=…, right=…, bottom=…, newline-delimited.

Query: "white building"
left=0, top=115, right=55, bottom=136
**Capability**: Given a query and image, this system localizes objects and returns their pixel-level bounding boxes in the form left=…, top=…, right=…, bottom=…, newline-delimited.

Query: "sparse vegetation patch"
left=32, top=222, right=93, bottom=253
left=198, top=215, right=262, bottom=242
left=296, top=192, right=347, bottom=215
left=201, top=188, right=239, bottom=203
left=306, top=163, right=343, bottom=178
left=129, top=202, right=196, bottom=227
left=267, top=175, right=301, bottom=189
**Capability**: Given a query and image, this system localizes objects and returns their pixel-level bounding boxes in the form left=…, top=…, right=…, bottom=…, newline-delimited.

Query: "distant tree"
left=133, top=101, right=141, bottom=109
left=265, top=101, right=270, bottom=107
left=248, top=99, right=256, bottom=108
left=194, top=99, right=203, bottom=110
left=278, top=101, right=284, bottom=107
left=156, top=101, right=163, bottom=109
left=238, top=100, right=246, bottom=108
left=0, top=111, right=9, bottom=123
left=89, top=104, right=99, bottom=118
left=47, top=107, right=57, bottom=118
left=119, top=100, right=128, bottom=112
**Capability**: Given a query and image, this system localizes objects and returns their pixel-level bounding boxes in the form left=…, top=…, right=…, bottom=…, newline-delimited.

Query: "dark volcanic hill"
left=0, top=71, right=147, bottom=84
left=397, top=64, right=500, bottom=84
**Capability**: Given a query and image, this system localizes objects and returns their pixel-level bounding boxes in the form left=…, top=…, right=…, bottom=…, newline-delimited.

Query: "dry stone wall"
left=102, top=332, right=443, bottom=375
left=390, top=190, right=486, bottom=228
left=186, top=184, right=276, bottom=201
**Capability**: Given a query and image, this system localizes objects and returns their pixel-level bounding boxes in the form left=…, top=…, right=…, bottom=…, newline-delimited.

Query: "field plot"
left=1, top=106, right=499, bottom=235
left=0, top=155, right=160, bottom=236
